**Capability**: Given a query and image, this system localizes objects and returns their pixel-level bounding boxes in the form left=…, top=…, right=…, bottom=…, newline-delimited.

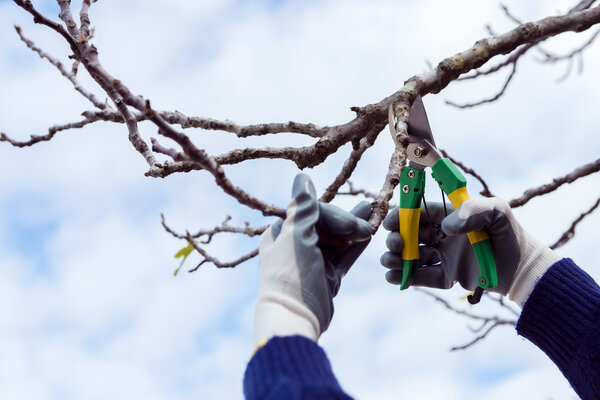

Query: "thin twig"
left=337, top=181, right=378, bottom=200
left=14, top=25, right=107, bottom=110
left=320, top=129, right=379, bottom=202
left=446, top=62, right=517, bottom=108
left=0, top=118, right=97, bottom=147
left=186, top=232, right=258, bottom=269
left=550, top=197, right=600, bottom=249
left=440, top=150, right=494, bottom=197
left=509, top=158, right=600, bottom=207
left=416, top=288, right=516, bottom=351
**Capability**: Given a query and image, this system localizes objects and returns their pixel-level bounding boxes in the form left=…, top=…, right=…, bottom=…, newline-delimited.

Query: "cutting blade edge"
left=407, top=96, right=436, bottom=148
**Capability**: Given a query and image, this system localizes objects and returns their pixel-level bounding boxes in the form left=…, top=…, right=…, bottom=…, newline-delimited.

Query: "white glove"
left=254, top=173, right=372, bottom=347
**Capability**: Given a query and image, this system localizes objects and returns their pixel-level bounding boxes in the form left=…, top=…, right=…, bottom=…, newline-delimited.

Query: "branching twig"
left=550, top=197, right=600, bottom=249
left=415, top=288, right=516, bottom=351
left=14, top=25, right=107, bottom=110
left=0, top=118, right=96, bottom=147
left=320, top=128, right=380, bottom=202
left=446, top=61, right=517, bottom=108
left=161, top=213, right=263, bottom=269
left=185, top=233, right=259, bottom=270
left=337, top=181, right=378, bottom=200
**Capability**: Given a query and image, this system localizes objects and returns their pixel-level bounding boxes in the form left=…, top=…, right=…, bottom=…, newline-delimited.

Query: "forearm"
left=243, top=335, right=353, bottom=400
left=517, top=258, right=600, bottom=400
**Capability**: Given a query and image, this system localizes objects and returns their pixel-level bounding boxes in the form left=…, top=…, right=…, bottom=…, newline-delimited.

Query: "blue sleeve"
left=517, top=258, right=600, bottom=400
left=243, top=335, right=353, bottom=400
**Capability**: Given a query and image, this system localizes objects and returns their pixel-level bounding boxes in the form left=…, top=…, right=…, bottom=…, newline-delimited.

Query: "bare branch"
left=440, top=150, right=494, bottom=197
left=161, top=213, right=264, bottom=270
left=79, top=0, right=96, bottom=43
left=368, top=144, right=405, bottom=230
left=0, top=118, right=97, bottom=147
left=450, top=322, right=509, bottom=351
left=319, top=128, right=379, bottom=202
left=186, top=233, right=258, bottom=270
left=570, top=0, right=599, bottom=13
left=509, top=158, right=600, bottom=207
left=415, top=288, right=516, bottom=350
left=456, top=43, right=532, bottom=81
left=57, top=0, right=80, bottom=39
left=336, top=181, right=378, bottom=200
left=446, top=61, right=517, bottom=108
left=14, top=25, right=107, bottom=109
left=550, top=197, right=600, bottom=249
left=501, top=3, right=524, bottom=25
left=540, top=28, right=600, bottom=63
left=82, top=109, right=327, bottom=138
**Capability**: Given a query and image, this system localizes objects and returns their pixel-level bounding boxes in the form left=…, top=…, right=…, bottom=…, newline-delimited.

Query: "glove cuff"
left=508, top=234, right=561, bottom=307
left=253, top=293, right=320, bottom=347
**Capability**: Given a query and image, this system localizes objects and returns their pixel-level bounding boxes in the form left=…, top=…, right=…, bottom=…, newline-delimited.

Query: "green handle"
left=471, top=239, right=498, bottom=288
left=398, top=166, right=425, bottom=290
left=431, top=158, right=498, bottom=291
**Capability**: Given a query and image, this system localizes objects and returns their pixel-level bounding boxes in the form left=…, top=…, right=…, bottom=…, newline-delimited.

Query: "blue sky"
left=1, top=0, right=599, bottom=399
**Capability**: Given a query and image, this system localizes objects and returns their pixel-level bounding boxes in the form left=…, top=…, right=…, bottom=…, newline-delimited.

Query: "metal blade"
left=407, top=96, right=436, bottom=148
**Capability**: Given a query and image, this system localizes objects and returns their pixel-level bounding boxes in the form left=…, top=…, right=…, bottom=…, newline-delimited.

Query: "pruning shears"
left=388, top=96, right=498, bottom=304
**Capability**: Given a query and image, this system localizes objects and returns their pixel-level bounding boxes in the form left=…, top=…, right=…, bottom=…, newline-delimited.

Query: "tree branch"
left=14, top=25, right=107, bottom=110
left=446, top=61, right=518, bottom=108
left=415, top=288, right=516, bottom=351
left=0, top=118, right=97, bottom=147
left=440, top=150, right=494, bottom=197
left=509, top=158, right=600, bottom=207
left=550, top=196, right=600, bottom=249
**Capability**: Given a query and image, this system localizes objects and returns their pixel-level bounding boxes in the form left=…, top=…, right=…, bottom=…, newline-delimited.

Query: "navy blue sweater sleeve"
left=517, top=258, right=600, bottom=400
left=243, top=335, right=353, bottom=400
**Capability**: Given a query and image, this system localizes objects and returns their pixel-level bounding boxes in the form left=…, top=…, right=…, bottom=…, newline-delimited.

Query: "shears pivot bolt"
left=413, top=145, right=426, bottom=158
left=402, top=185, right=410, bottom=194
left=480, top=278, right=487, bottom=285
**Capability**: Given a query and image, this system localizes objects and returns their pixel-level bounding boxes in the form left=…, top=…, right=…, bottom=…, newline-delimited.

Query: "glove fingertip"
left=350, top=201, right=372, bottom=221
left=382, top=207, right=400, bottom=231
left=355, top=218, right=374, bottom=239
left=291, top=173, right=317, bottom=199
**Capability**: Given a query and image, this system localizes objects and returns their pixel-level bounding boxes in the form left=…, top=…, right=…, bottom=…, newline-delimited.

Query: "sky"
left=0, top=0, right=599, bottom=399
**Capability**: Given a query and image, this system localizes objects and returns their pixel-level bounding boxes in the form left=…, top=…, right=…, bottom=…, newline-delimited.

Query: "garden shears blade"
left=389, top=96, right=498, bottom=304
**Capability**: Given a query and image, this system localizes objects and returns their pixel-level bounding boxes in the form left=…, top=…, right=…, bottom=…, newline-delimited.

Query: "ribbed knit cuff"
left=517, top=258, right=600, bottom=400
left=243, top=335, right=352, bottom=400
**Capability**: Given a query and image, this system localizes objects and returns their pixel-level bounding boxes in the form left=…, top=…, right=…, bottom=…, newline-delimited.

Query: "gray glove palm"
left=254, top=173, right=373, bottom=347
left=380, top=198, right=560, bottom=306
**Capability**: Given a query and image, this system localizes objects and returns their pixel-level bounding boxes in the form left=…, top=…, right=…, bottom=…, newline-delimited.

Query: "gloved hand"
left=380, top=197, right=560, bottom=306
left=254, top=173, right=373, bottom=348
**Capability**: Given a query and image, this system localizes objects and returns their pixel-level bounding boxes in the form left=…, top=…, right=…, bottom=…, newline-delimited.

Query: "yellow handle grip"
left=447, top=186, right=489, bottom=244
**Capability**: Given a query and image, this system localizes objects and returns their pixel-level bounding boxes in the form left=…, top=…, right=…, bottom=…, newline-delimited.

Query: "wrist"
left=253, top=294, right=320, bottom=347
left=508, top=235, right=561, bottom=307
